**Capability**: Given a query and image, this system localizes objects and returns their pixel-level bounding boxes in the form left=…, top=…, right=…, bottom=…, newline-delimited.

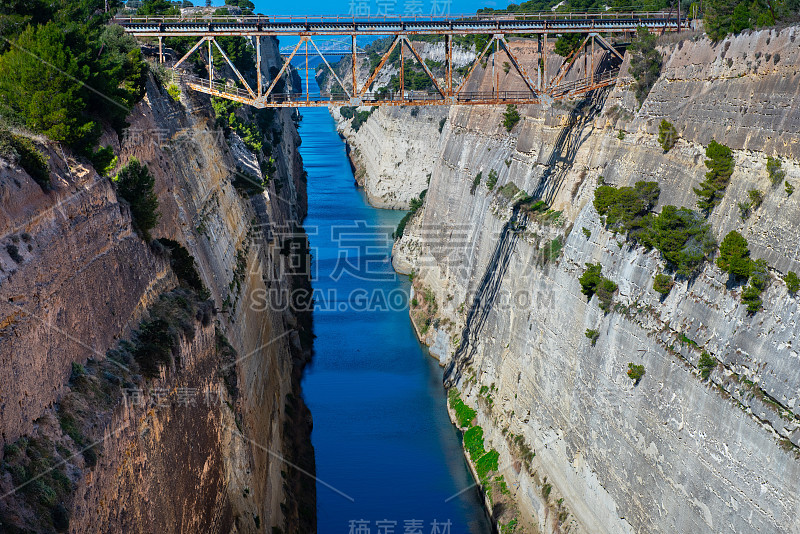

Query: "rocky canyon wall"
left=351, top=27, right=800, bottom=533
left=0, top=36, right=313, bottom=533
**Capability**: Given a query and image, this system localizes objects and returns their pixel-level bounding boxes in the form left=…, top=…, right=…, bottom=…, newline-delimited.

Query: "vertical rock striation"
left=346, top=28, right=800, bottom=533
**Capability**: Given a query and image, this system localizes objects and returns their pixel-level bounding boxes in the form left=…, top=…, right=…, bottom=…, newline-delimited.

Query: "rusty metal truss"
left=118, top=12, right=680, bottom=108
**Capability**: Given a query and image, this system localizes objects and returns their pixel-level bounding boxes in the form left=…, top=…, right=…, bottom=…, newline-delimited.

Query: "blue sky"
left=249, top=0, right=502, bottom=17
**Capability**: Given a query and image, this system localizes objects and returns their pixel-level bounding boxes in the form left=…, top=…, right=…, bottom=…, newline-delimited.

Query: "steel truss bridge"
left=116, top=12, right=682, bottom=108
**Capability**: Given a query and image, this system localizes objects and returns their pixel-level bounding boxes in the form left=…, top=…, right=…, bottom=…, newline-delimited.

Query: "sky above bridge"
left=250, top=0, right=499, bottom=17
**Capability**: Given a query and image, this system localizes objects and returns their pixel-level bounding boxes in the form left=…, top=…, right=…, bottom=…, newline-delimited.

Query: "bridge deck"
left=116, top=11, right=680, bottom=36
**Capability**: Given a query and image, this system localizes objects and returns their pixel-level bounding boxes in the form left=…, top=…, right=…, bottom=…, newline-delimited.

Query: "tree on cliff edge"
left=115, top=158, right=160, bottom=242
left=628, top=27, right=662, bottom=106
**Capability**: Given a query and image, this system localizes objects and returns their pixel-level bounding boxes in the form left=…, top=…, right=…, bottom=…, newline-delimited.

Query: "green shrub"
left=132, top=289, right=209, bottom=377
left=231, top=168, right=265, bottom=196
left=742, top=258, right=769, bottom=313
left=694, top=140, right=734, bottom=214
left=579, top=263, right=617, bottom=312
left=698, top=351, right=717, bottom=380
left=541, top=237, right=564, bottom=263
left=658, top=119, right=678, bottom=152
left=0, top=131, right=51, bottom=189
left=582, top=227, right=591, bottom=238
left=704, top=0, right=785, bottom=41
left=463, top=425, right=486, bottom=460
left=628, top=27, right=662, bottom=105
left=486, top=169, right=498, bottom=191
left=653, top=273, right=674, bottom=296
left=541, top=482, right=552, bottom=500
left=471, top=172, right=482, bottom=195
left=593, top=181, right=660, bottom=238
left=553, top=33, right=583, bottom=57
left=351, top=109, right=373, bottom=132
left=498, top=181, right=520, bottom=200
left=448, top=389, right=476, bottom=428
left=785, top=271, right=800, bottom=294
left=617, top=130, right=625, bottom=140
left=502, top=104, right=520, bottom=132
left=585, top=329, right=599, bottom=346
left=51, top=503, right=70, bottom=532
left=639, top=206, right=716, bottom=277
left=627, top=363, right=645, bottom=384
left=786, top=181, right=795, bottom=196
left=475, top=450, right=499, bottom=481
left=115, top=158, right=160, bottom=242
left=167, top=83, right=181, bottom=101
left=767, top=156, right=786, bottom=186
left=155, top=238, right=205, bottom=293
left=394, top=189, right=426, bottom=239
left=91, top=146, right=117, bottom=177
left=0, top=20, right=146, bottom=151
left=716, top=231, right=751, bottom=279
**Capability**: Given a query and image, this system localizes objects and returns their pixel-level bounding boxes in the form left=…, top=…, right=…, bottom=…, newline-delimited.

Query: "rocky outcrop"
left=371, top=28, right=800, bottom=533
left=334, top=105, right=447, bottom=208
left=0, top=36, right=314, bottom=533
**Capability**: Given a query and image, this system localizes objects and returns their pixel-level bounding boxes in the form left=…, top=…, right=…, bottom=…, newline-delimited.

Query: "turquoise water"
left=298, top=73, right=491, bottom=533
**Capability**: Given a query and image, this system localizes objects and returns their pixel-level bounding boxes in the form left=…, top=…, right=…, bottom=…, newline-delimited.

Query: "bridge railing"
left=114, top=10, right=678, bottom=25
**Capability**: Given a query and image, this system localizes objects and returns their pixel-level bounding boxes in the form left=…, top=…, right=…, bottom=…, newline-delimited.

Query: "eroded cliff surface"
left=352, top=28, right=800, bottom=533
left=0, top=36, right=314, bottom=533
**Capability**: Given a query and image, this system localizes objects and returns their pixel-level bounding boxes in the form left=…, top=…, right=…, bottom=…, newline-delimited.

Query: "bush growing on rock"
left=486, top=169, right=498, bottom=191
left=640, top=206, right=716, bottom=277
left=628, top=27, right=662, bottom=105
left=785, top=271, right=800, bottom=294
left=767, top=156, right=786, bottom=186
left=114, top=158, right=160, bottom=242
left=786, top=181, right=795, bottom=196
left=698, top=351, right=717, bottom=380
left=653, top=273, right=674, bottom=296
left=695, top=140, right=735, bottom=215
left=470, top=172, right=482, bottom=195
left=585, top=329, right=599, bottom=346
left=627, top=363, right=645, bottom=384
left=448, top=389, right=476, bottom=428
left=502, top=104, right=520, bottom=132
left=593, top=180, right=660, bottom=238
left=742, top=258, right=769, bottom=313
left=658, top=119, right=678, bottom=152
left=0, top=131, right=50, bottom=190
left=716, top=230, right=751, bottom=279
left=579, top=263, right=617, bottom=312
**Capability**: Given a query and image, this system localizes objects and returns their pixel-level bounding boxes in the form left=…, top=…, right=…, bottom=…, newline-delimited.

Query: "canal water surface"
left=298, top=74, right=492, bottom=533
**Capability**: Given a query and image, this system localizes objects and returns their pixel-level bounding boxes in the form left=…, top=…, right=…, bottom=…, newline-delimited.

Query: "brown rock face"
left=0, top=36, right=314, bottom=534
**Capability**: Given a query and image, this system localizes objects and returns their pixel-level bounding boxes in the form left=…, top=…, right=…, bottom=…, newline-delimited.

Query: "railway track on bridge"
left=117, top=12, right=679, bottom=108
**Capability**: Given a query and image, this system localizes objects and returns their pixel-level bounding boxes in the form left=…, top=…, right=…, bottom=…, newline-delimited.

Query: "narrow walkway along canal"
left=298, top=74, right=492, bottom=533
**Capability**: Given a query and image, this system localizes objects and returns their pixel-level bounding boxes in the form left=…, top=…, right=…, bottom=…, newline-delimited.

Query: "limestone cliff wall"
left=0, top=35, right=314, bottom=533
left=333, top=105, right=447, bottom=208
left=370, top=27, right=800, bottom=533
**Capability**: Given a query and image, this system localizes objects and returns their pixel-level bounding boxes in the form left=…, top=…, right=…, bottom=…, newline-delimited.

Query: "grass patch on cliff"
left=394, top=189, right=426, bottom=239
left=131, top=288, right=214, bottom=378
left=448, top=388, right=476, bottom=428
left=0, top=436, right=73, bottom=532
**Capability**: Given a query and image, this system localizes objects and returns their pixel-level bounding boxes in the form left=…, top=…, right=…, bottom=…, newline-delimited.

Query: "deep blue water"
left=298, top=72, right=491, bottom=533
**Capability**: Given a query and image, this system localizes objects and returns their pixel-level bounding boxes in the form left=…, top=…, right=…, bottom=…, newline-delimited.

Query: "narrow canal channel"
left=298, top=73, right=492, bottom=533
